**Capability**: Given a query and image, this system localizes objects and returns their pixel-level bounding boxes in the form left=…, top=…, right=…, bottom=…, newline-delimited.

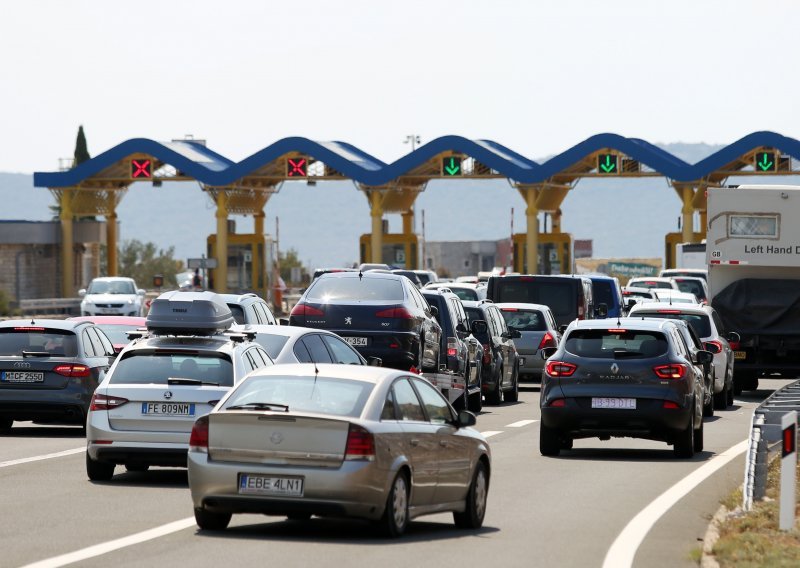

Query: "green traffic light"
left=598, top=154, right=617, bottom=174
left=757, top=152, right=775, bottom=172
left=443, top=157, right=462, bottom=176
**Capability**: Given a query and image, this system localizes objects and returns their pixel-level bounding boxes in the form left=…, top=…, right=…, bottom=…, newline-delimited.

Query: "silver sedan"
left=187, top=364, right=491, bottom=537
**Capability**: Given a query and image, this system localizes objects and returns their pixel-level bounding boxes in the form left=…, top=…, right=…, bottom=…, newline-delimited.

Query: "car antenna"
left=358, top=269, right=363, bottom=280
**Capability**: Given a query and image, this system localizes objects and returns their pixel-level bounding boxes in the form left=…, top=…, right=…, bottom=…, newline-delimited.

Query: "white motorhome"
left=706, top=185, right=800, bottom=393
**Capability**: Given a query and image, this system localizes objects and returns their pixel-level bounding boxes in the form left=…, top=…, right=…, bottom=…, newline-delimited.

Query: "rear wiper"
left=226, top=402, right=289, bottom=412
left=167, top=377, right=221, bottom=386
left=22, top=351, right=50, bottom=358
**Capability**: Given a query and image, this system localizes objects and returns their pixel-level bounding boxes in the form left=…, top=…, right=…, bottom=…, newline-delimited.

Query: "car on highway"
left=0, top=319, right=116, bottom=431
left=187, top=364, right=490, bottom=536
left=496, top=303, right=559, bottom=382
left=626, top=277, right=679, bottom=291
left=669, top=319, right=715, bottom=418
left=670, top=276, right=709, bottom=303
left=539, top=318, right=711, bottom=458
left=486, top=274, right=595, bottom=328
left=659, top=268, right=708, bottom=283
left=391, top=269, right=424, bottom=288
left=79, top=277, right=147, bottom=317
left=627, top=302, right=737, bottom=410
left=68, top=315, right=147, bottom=353
left=219, top=293, right=277, bottom=325
left=462, top=300, right=520, bottom=405
left=586, top=275, right=624, bottom=318
left=289, top=271, right=442, bottom=373
left=85, top=291, right=273, bottom=480
left=424, top=282, right=487, bottom=301
left=232, top=324, right=370, bottom=366
left=621, top=286, right=657, bottom=313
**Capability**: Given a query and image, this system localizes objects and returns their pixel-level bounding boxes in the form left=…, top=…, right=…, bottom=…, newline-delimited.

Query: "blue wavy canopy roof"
left=33, top=131, right=800, bottom=188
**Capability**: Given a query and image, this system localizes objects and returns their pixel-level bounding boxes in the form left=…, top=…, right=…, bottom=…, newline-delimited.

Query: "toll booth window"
left=728, top=215, right=778, bottom=238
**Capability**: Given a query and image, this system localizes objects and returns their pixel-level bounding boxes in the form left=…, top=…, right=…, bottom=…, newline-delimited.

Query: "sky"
left=1, top=0, right=798, bottom=174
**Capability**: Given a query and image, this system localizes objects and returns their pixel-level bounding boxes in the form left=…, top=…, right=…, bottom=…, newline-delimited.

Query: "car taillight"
left=53, top=364, right=91, bottom=378
left=89, top=393, right=129, bottom=411
left=704, top=340, right=723, bottom=354
left=375, top=307, right=413, bottom=319
left=344, top=424, right=375, bottom=461
left=663, top=401, right=680, bottom=409
left=538, top=332, right=556, bottom=350
left=482, top=344, right=491, bottom=364
left=653, top=364, right=687, bottom=379
left=290, top=303, right=324, bottom=317
left=447, top=337, right=459, bottom=356
left=545, top=361, right=577, bottom=377
left=189, top=416, right=209, bottom=452
left=549, top=398, right=566, bottom=407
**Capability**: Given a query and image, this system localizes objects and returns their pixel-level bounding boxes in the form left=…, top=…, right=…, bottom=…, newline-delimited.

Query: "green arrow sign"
left=443, top=156, right=462, bottom=176
left=598, top=154, right=618, bottom=174
left=756, top=151, right=776, bottom=172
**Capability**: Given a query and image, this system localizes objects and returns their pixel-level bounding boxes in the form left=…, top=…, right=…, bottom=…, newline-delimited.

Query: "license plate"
left=591, top=397, right=636, bottom=410
left=1, top=371, right=45, bottom=383
left=239, top=474, right=304, bottom=497
left=734, top=351, right=747, bottom=360
left=141, top=402, right=195, bottom=416
left=100, top=308, right=119, bottom=314
left=344, top=337, right=368, bottom=347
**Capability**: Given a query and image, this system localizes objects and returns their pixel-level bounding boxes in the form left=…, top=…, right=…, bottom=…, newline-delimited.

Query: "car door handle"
left=410, top=439, right=420, bottom=447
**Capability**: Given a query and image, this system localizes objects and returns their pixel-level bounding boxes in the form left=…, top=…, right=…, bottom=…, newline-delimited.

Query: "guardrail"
left=743, top=379, right=800, bottom=510
left=18, top=298, right=81, bottom=316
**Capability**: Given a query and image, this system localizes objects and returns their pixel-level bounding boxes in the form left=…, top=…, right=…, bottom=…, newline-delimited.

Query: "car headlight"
left=126, top=298, right=134, bottom=305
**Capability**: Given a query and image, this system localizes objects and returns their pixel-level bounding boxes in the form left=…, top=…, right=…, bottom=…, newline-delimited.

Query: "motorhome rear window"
left=728, top=215, right=778, bottom=238
left=565, top=330, right=668, bottom=359
left=494, top=281, right=575, bottom=318
left=306, top=277, right=404, bottom=301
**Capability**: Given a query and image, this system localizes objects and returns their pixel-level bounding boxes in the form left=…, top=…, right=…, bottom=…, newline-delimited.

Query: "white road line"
left=506, top=419, right=539, bottom=428
left=481, top=431, right=503, bottom=438
left=602, top=439, right=749, bottom=568
left=0, top=447, right=84, bottom=469
left=20, top=517, right=196, bottom=568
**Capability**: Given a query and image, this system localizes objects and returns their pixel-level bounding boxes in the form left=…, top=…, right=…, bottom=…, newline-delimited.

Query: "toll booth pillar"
left=106, top=210, right=118, bottom=276
left=699, top=209, right=708, bottom=238
left=60, top=190, right=75, bottom=297
left=681, top=186, right=694, bottom=243
left=402, top=210, right=414, bottom=235
left=524, top=188, right=539, bottom=274
left=215, top=192, right=229, bottom=293
left=551, top=209, right=562, bottom=234
left=370, top=192, right=384, bottom=264
left=254, top=211, right=265, bottom=297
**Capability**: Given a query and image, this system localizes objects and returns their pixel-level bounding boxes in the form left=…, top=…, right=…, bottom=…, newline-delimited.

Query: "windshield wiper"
left=167, top=377, right=221, bottom=386
left=226, top=402, right=289, bottom=412
left=22, top=350, right=50, bottom=358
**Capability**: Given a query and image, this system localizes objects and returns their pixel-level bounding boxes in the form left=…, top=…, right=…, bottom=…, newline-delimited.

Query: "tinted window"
left=322, top=335, right=364, bottom=365
left=450, top=288, right=478, bottom=301
left=82, top=329, right=97, bottom=357
left=412, top=378, right=453, bottom=424
left=592, top=281, right=617, bottom=307
left=86, top=328, right=107, bottom=356
left=415, top=272, right=432, bottom=286
left=252, top=334, right=290, bottom=359
left=293, top=341, right=313, bottom=363
left=711, top=311, right=725, bottom=335
left=493, top=280, right=576, bottom=319
left=674, top=279, right=706, bottom=300
left=301, top=335, right=334, bottom=363
left=110, top=352, right=234, bottom=386
left=565, top=329, right=668, bottom=359
left=633, top=312, right=712, bottom=338
left=392, top=378, right=426, bottom=421
left=306, top=277, right=404, bottom=301
left=227, top=304, right=246, bottom=325
left=381, top=389, right=397, bottom=420
left=465, top=307, right=491, bottom=342
left=255, top=302, right=275, bottom=324
left=499, top=308, right=546, bottom=331
left=490, top=307, right=507, bottom=334
left=95, top=323, right=138, bottom=345
left=0, top=328, right=79, bottom=357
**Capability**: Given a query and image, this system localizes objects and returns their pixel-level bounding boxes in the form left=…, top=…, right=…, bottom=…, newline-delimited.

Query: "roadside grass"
left=712, top=456, right=800, bottom=567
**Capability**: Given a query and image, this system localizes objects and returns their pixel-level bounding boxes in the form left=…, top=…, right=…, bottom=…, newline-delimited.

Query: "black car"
left=422, top=288, right=483, bottom=412
left=539, top=318, right=712, bottom=458
left=462, top=300, right=521, bottom=405
left=486, top=274, right=595, bottom=328
left=289, top=272, right=441, bottom=372
left=0, top=319, right=116, bottom=431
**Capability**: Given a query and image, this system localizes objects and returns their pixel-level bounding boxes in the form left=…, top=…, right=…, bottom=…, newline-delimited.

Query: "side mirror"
left=429, top=305, right=439, bottom=318
left=368, top=357, right=383, bottom=367
left=625, top=298, right=637, bottom=309
left=595, top=303, right=608, bottom=319
left=457, top=410, right=477, bottom=428
left=695, top=350, right=714, bottom=365
left=540, top=346, right=558, bottom=359
left=471, top=320, right=488, bottom=335
left=509, top=327, right=521, bottom=339
left=78, top=289, right=87, bottom=297
left=727, top=331, right=741, bottom=343
left=278, top=318, right=290, bottom=326
left=137, top=289, right=146, bottom=296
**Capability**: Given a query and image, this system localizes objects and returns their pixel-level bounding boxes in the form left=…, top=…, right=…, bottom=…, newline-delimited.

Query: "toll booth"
left=512, top=233, right=572, bottom=275
left=664, top=232, right=705, bottom=269
left=359, top=233, right=418, bottom=269
left=206, top=233, right=268, bottom=296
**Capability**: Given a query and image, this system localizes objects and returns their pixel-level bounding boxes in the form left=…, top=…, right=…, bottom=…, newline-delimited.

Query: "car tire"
left=453, top=460, right=489, bottom=530
left=744, top=375, right=759, bottom=391
left=0, top=417, right=12, bottom=431
left=693, top=415, right=704, bottom=453
left=703, top=389, right=715, bottom=417
left=504, top=372, right=519, bottom=403
left=194, top=507, right=231, bottom=531
left=674, top=408, right=695, bottom=459
left=86, top=452, right=115, bottom=481
left=713, top=381, right=728, bottom=411
left=125, top=464, right=149, bottom=473
left=468, top=390, right=483, bottom=413
left=378, top=471, right=410, bottom=538
left=561, top=437, right=573, bottom=451
left=539, top=423, right=561, bottom=457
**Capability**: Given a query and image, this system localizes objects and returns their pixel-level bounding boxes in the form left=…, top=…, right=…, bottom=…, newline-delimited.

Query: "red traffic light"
left=287, top=158, right=307, bottom=177
left=131, top=159, right=152, bottom=179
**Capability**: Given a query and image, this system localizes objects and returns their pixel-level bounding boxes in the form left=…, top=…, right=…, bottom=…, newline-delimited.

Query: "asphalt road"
left=0, top=379, right=783, bottom=568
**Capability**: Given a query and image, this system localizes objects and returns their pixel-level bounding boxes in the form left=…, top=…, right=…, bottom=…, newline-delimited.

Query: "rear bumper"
left=333, top=331, right=419, bottom=370
left=86, top=411, right=192, bottom=466
left=93, top=446, right=187, bottom=467
left=517, top=350, right=544, bottom=379
left=0, top=398, right=89, bottom=424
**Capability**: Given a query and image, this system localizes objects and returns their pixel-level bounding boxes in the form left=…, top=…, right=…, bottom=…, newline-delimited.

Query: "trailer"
left=420, top=369, right=471, bottom=410
left=707, top=185, right=800, bottom=392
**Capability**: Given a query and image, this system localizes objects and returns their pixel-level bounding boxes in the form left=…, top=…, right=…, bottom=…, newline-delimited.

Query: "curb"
left=700, top=504, right=729, bottom=568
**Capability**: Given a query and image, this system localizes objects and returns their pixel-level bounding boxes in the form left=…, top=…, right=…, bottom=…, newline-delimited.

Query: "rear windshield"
left=110, top=351, right=234, bottom=386
left=87, top=280, right=135, bottom=295
left=415, top=273, right=432, bottom=285
left=493, top=280, right=576, bottom=318
left=306, top=277, right=404, bottom=302
left=674, top=280, right=706, bottom=300
left=592, top=281, right=617, bottom=307
left=449, top=288, right=478, bottom=301
left=95, top=324, right=140, bottom=345
left=222, top=375, right=374, bottom=418
left=631, top=280, right=673, bottom=290
left=565, top=329, right=668, bottom=359
left=0, top=328, right=78, bottom=356
left=252, top=334, right=290, bottom=359
left=499, top=309, right=547, bottom=331
left=633, top=312, right=712, bottom=337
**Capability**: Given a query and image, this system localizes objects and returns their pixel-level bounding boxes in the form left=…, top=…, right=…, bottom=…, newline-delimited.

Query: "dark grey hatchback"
left=0, top=319, right=115, bottom=430
left=539, top=318, right=712, bottom=459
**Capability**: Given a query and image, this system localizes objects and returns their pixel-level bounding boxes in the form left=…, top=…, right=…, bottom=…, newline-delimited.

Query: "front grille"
left=95, top=304, right=124, bottom=308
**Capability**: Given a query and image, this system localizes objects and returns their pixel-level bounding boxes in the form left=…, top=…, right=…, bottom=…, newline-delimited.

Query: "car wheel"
left=378, top=471, right=410, bottom=538
left=674, top=407, right=695, bottom=459
left=86, top=452, right=115, bottom=481
left=468, top=390, right=483, bottom=413
left=693, top=414, right=704, bottom=453
left=453, top=460, right=489, bottom=529
left=503, top=372, right=519, bottom=403
left=0, top=417, right=12, bottom=431
left=194, top=507, right=232, bottom=531
left=744, top=375, right=759, bottom=391
left=539, top=423, right=561, bottom=457
left=561, top=437, right=573, bottom=450
left=125, top=464, right=149, bottom=473
left=713, top=381, right=728, bottom=411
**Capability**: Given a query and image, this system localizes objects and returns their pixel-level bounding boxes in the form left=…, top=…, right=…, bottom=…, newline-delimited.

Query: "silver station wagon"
left=187, top=364, right=491, bottom=537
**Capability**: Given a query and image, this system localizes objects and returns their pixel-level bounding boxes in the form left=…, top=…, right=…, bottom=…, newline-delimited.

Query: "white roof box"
left=145, top=291, right=234, bottom=336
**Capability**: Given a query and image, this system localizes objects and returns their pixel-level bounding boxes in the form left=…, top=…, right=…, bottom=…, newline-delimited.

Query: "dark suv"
left=0, top=319, right=116, bottom=431
left=462, top=300, right=521, bottom=405
left=422, top=288, right=483, bottom=412
left=289, top=272, right=442, bottom=372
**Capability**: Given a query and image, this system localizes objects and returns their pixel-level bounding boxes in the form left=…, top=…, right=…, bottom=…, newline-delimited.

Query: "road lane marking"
left=20, top=517, right=196, bottom=568
left=602, top=439, right=749, bottom=568
left=481, top=431, right=503, bottom=438
left=506, top=419, right=538, bottom=428
left=0, top=447, right=83, bottom=469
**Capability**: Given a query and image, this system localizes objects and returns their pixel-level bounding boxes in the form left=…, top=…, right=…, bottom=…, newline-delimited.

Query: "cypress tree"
left=73, top=125, right=90, bottom=167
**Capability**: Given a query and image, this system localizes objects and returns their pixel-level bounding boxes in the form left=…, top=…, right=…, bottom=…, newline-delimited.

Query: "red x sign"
left=131, top=159, right=152, bottom=179
left=287, top=158, right=307, bottom=177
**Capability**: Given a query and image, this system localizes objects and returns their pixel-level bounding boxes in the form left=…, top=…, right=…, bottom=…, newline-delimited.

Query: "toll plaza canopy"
left=34, top=131, right=800, bottom=295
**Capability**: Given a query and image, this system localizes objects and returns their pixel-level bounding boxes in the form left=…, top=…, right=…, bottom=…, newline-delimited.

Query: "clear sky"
left=0, top=0, right=797, bottom=173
